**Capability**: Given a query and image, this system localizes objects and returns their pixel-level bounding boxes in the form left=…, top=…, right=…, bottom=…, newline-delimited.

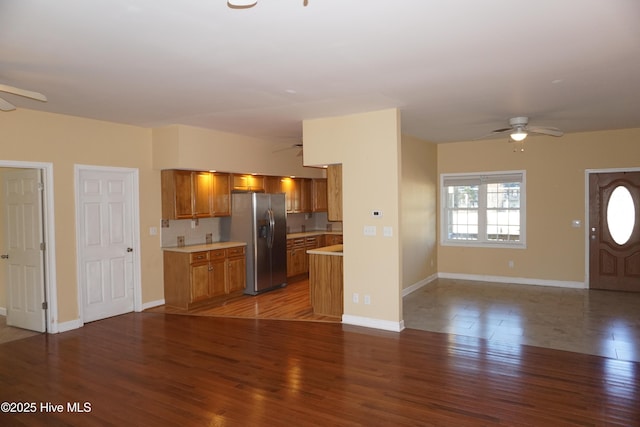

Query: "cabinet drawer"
left=190, top=251, right=209, bottom=263
left=292, top=238, right=305, bottom=249
left=305, top=237, right=318, bottom=247
left=210, top=249, right=226, bottom=260
left=226, top=246, right=245, bottom=257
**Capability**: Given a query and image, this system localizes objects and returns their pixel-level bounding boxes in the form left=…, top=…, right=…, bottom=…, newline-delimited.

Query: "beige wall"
left=401, top=135, right=437, bottom=290
left=153, top=125, right=325, bottom=178
left=0, top=109, right=161, bottom=325
left=304, top=109, right=403, bottom=326
left=437, top=127, right=640, bottom=284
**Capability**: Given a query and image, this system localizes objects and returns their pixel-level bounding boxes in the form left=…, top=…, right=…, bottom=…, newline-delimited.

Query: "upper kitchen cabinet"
left=263, top=175, right=283, bottom=194
left=232, top=174, right=264, bottom=192
left=212, top=172, right=231, bottom=217
left=311, top=178, right=328, bottom=213
left=327, top=165, right=342, bottom=221
left=281, top=177, right=312, bottom=213
left=162, top=169, right=214, bottom=220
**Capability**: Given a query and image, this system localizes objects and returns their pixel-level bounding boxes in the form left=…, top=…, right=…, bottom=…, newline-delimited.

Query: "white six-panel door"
left=3, top=168, right=46, bottom=332
left=77, top=168, right=135, bottom=323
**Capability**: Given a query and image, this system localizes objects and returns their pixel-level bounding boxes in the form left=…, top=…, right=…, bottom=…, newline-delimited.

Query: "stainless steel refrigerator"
left=230, top=192, right=288, bottom=295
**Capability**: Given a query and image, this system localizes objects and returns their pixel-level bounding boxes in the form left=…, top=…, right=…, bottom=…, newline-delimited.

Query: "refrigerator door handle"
left=268, top=208, right=275, bottom=249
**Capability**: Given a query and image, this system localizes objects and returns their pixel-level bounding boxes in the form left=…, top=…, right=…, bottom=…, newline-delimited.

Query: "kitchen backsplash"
left=161, top=212, right=342, bottom=248
left=285, top=212, right=342, bottom=234
left=161, top=217, right=226, bottom=247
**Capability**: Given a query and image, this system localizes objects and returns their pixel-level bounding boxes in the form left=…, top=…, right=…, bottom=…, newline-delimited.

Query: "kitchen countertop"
left=306, top=244, right=343, bottom=256
left=287, top=230, right=343, bottom=239
left=162, top=241, right=247, bottom=253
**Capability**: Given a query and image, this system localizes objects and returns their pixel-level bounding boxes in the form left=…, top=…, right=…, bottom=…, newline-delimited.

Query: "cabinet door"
left=312, top=179, right=328, bottom=212
left=193, top=171, right=213, bottom=218
left=327, top=165, right=343, bottom=221
left=227, top=257, right=246, bottom=293
left=281, top=178, right=295, bottom=213
left=174, top=170, right=194, bottom=219
left=264, top=176, right=282, bottom=194
left=209, top=257, right=227, bottom=297
left=299, top=179, right=313, bottom=213
left=190, top=262, right=210, bottom=302
left=212, top=173, right=231, bottom=217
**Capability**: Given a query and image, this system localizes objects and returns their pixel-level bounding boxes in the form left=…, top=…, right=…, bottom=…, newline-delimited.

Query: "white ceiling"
left=1, top=0, right=639, bottom=144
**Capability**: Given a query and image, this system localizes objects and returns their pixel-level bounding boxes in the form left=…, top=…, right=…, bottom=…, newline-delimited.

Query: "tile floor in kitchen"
left=403, top=278, right=640, bottom=362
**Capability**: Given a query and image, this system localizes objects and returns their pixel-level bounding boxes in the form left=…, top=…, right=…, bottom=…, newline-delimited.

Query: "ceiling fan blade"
left=0, top=97, right=16, bottom=111
left=0, top=84, right=47, bottom=102
left=491, top=127, right=512, bottom=133
left=528, top=126, right=563, bottom=137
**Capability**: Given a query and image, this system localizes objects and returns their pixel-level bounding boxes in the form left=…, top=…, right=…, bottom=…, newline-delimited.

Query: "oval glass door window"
left=607, top=185, right=635, bottom=245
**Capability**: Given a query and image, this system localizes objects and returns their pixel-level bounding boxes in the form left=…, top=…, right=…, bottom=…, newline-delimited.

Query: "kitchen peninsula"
left=307, top=244, right=344, bottom=317
left=163, top=241, right=247, bottom=310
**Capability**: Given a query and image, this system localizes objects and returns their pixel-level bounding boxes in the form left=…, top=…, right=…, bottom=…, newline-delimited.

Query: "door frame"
left=74, top=164, right=142, bottom=325
left=0, top=160, right=58, bottom=333
left=584, top=167, right=640, bottom=288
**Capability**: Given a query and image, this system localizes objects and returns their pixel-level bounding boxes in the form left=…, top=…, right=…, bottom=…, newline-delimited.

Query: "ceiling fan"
left=489, top=116, right=563, bottom=142
left=0, top=83, right=47, bottom=111
left=273, top=143, right=303, bottom=157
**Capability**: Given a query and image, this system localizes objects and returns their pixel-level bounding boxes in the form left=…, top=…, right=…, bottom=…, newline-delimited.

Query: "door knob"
left=0, top=254, right=8, bottom=259
left=127, top=247, right=133, bottom=252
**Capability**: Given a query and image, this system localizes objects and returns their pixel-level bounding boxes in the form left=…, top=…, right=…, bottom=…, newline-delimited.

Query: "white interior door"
left=77, top=168, right=135, bottom=322
left=3, top=168, right=46, bottom=332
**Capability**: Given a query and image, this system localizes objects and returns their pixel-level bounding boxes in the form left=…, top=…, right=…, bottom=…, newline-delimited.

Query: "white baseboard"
left=57, top=318, right=83, bottom=333
left=342, top=315, right=405, bottom=332
left=402, top=274, right=438, bottom=297
left=0, top=307, right=6, bottom=316
left=141, top=299, right=165, bottom=311
left=437, top=272, right=586, bottom=289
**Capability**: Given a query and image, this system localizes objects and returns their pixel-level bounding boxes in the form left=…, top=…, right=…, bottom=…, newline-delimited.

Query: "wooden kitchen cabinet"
left=163, top=245, right=246, bottom=309
left=212, top=173, right=231, bottom=217
left=325, top=234, right=343, bottom=245
left=327, top=164, right=343, bottom=221
left=162, top=170, right=213, bottom=220
left=263, top=175, right=283, bottom=193
left=281, top=177, right=313, bottom=213
left=232, top=174, right=264, bottom=192
left=312, top=178, right=328, bottom=212
left=287, top=238, right=307, bottom=278
left=226, top=246, right=246, bottom=293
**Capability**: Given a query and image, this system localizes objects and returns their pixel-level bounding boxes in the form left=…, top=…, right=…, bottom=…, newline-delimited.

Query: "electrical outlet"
left=508, top=260, right=514, bottom=268
left=364, top=295, right=371, bottom=305
left=353, top=293, right=359, bottom=303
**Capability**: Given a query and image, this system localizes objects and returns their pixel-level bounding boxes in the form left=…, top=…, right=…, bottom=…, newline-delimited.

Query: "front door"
left=589, top=171, right=640, bottom=291
left=77, top=167, right=136, bottom=322
left=2, top=168, right=46, bottom=332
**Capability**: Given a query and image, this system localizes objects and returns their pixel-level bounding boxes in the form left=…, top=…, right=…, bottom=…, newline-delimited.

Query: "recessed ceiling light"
left=551, top=79, right=563, bottom=84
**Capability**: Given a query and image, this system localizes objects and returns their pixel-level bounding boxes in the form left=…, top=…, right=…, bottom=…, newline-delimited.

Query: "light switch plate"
left=364, top=225, right=376, bottom=236
left=383, top=226, right=393, bottom=237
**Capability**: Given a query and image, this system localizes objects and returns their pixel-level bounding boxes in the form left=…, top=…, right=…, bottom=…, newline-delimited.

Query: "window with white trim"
left=441, top=171, right=525, bottom=247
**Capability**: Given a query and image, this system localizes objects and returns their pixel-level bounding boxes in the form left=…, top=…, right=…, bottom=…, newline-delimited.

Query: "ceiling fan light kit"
left=510, top=128, right=528, bottom=142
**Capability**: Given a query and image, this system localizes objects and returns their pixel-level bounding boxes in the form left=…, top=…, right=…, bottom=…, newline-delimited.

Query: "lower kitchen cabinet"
left=287, top=238, right=307, bottom=278
left=163, top=245, right=246, bottom=310
left=226, top=246, right=247, bottom=293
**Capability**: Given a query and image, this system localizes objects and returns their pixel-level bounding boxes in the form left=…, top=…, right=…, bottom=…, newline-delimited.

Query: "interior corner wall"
left=437, top=127, right=640, bottom=285
left=401, top=135, right=437, bottom=290
left=303, top=108, right=403, bottom=325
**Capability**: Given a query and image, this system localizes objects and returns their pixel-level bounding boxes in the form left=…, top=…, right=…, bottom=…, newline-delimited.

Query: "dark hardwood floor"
left=1, top=312, right=638, bottom=426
